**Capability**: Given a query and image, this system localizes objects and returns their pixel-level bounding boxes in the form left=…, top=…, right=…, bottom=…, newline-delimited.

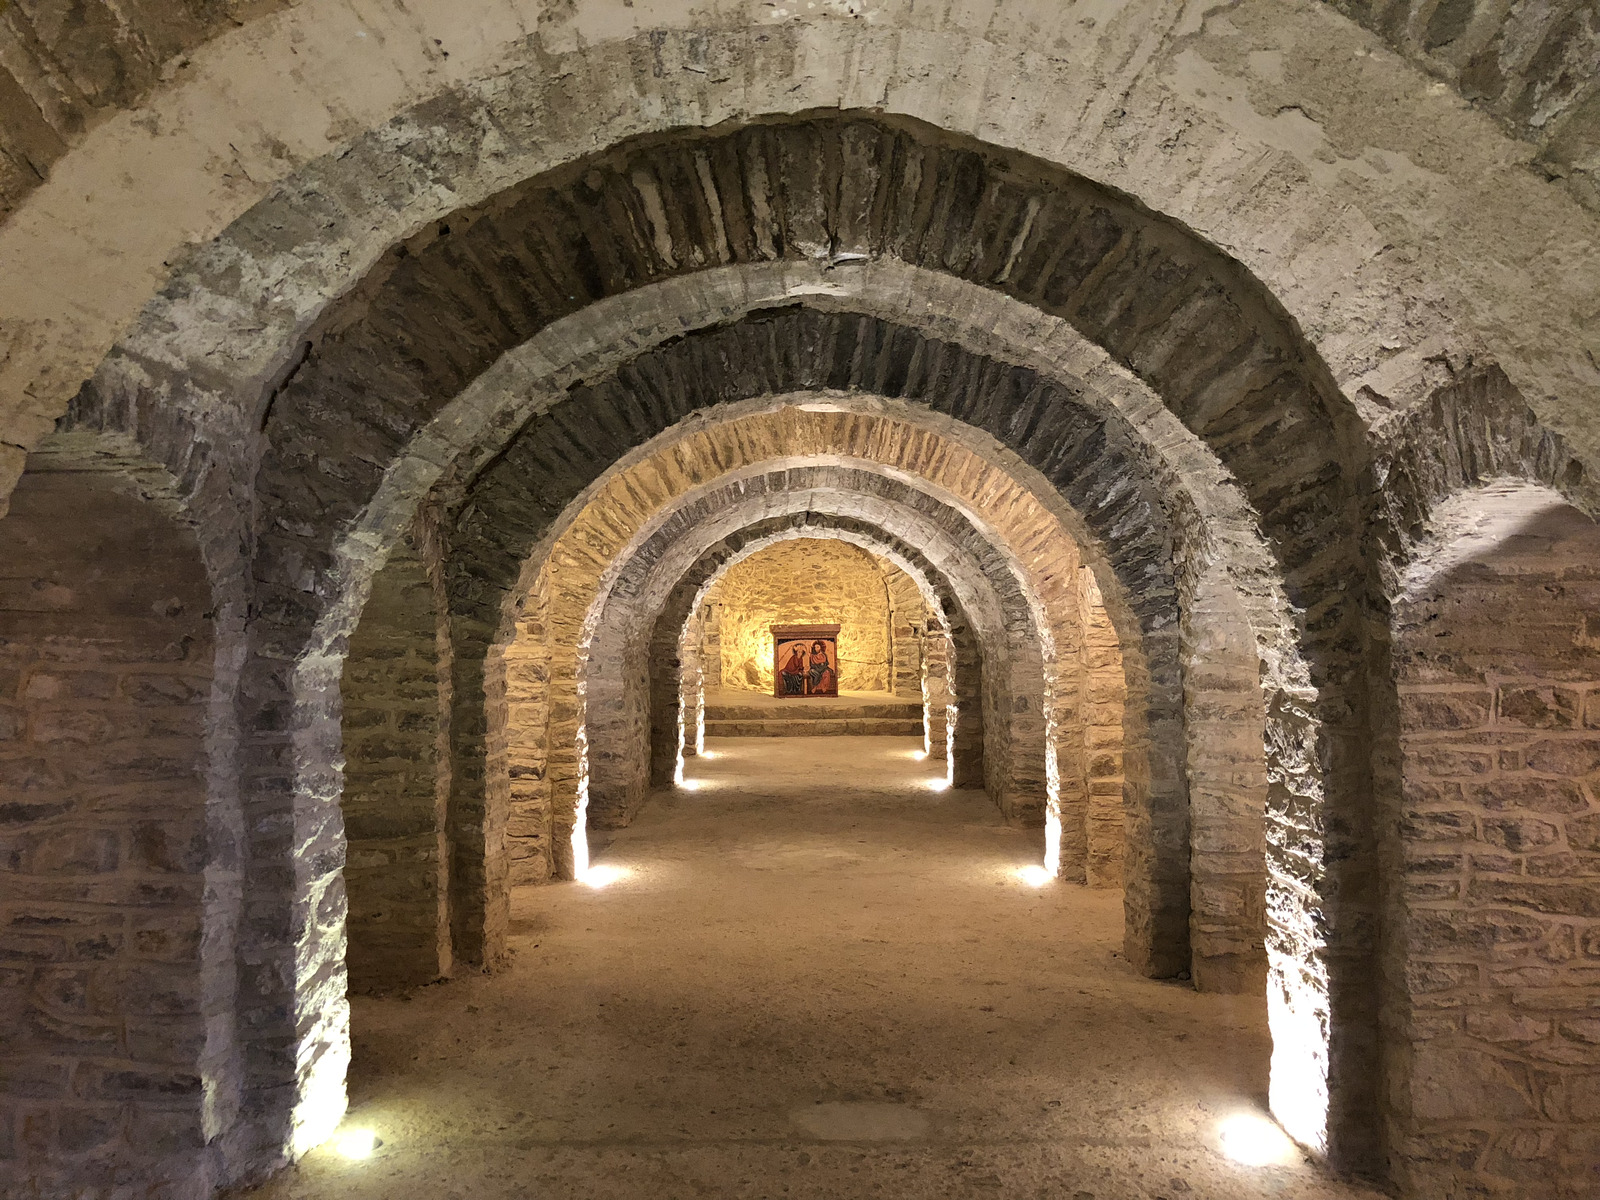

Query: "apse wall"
left=707, top=538, right=898, bottom=695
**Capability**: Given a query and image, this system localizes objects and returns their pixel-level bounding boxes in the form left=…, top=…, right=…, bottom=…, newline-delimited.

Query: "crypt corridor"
left=2, top=3, right=1600, bottom=1199
left=252, top=736, right=1382, bottom=1200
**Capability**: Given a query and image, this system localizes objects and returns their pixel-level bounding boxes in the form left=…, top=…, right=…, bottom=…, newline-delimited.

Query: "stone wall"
left=1050, top=565, right=1127, bottom=887
left=0, top=467, right=217, bottom=1195
left=707, top=539, right=896, bottom=695
left=883, top=564, right=926, bottom=702
left=339, top=518, right=452, bottom=994
left=1389, top=485, right=1600, bottom=1195
left=1182, top=564, right=1270, bottom=995
left=1081, top=568, right=1127, bottom=888
left=502, top=571, right=554, bottom=888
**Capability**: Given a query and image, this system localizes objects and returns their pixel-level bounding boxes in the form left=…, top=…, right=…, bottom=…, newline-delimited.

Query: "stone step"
left=703, top=717, right=925, bottom=737
left=705, top=701, right=922, bottom=721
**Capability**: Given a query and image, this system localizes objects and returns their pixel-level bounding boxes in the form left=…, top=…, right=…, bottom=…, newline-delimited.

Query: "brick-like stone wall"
left=502, top=571, right=554, bottom=888
left=339, top=517, right=452, bottom=993
left=1080, top=568, right=1127, bottom=887
left=706, top=538, right=897, bottom=695
left=0, top=466, right=217, bottom=1196
left=1182, top=563, right=1270, bottom=995
left=882, top=564, right=927, bottom=702
left=1388, top=484, right=1600, bottom=1196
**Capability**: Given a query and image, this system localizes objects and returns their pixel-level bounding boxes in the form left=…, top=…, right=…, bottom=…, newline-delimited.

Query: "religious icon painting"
left=771, top=624, right=841, bottom=697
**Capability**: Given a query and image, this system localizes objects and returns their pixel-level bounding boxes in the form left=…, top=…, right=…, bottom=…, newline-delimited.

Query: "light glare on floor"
left=334, top=1128, right=379, bottom=1159
left=1219, top=1112, right=1298, bottom=1166
left=680, top=777, right=703, bottom=790
left=924, top=776, right=949, bottom=791
left=581, top=864, right=629, bottom=888
left=1016, top=865, right=1052, bottom=887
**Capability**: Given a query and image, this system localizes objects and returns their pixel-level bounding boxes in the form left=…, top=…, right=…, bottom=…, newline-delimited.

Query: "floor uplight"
left=1218, top=1112, right=1298, bottom=1166
left=334, top=1128, right=381, bottom=1160
left=580, top=864, right=629, bottom=889
left=925, top=776, right=949, bottom=791
left=1016, top=865, right=1052, bottom=887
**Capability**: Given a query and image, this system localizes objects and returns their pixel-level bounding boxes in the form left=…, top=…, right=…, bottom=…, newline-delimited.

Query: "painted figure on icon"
left=808, top=640, right=836, bottom=694
left=781, top=643, right=807, bottom=695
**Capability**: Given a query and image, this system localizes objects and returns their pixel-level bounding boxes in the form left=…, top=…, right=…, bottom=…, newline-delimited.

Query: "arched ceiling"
left=1319, top=0, right=1599, bottom=209
left=2, top=0, right=1592, bottom=221
left=3, top=0, right=1598, bottom=522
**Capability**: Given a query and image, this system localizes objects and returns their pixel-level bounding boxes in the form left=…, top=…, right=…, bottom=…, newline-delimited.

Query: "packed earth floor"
left=240, top=738, right=1386, bottom=1200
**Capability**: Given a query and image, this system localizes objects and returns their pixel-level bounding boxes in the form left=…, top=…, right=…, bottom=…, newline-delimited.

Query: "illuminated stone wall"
left=1052, top=565, right=1127, bottom=888
left=1389, top=486, right=1600, bottom=1195
left=706, top=539, right=899, bottom=695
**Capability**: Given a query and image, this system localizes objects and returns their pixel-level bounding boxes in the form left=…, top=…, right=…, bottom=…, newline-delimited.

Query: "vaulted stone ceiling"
left=2, top=0, right=1595, bottom=222
left=1322, top=0, right=1600, bottom=209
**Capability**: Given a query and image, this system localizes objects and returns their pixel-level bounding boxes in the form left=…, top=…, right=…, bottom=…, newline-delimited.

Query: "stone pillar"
left=340, top=522, right=453, bottom=993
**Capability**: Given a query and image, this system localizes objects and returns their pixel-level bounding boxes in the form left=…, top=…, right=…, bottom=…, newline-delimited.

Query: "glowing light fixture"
left=925, top=776, right=950, bottom=792
left=1218, top=1112, right=1298, bottom=1166
left=579, top=864, right=629, bottom=889
left=1043, top=809, right=1062, bottom=878
left=1016, top=865, right=1052, bottom=888
left=290, top=1032, right=350, bottom=1157
left=680, top=777, right=703, bottom=791
left=334, top=1128, right=381, bottom=1160
left=1267, top=956, right=1331, bottom=1155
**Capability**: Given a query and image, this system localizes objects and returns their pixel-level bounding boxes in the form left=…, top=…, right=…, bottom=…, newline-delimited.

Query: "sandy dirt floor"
left=237, top=736, right=1385, bottom=1200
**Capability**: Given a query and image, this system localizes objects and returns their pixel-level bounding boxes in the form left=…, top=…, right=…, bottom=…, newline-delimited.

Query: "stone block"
left=1410, top=1044, right=1535, bottom=1121
left=1402, top=689, right=1494, bottom=731
left=1498, top=686, right=1580, bottom=729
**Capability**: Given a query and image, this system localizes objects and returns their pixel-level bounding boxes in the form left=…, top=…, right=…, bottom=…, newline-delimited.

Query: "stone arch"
left=0, top=439, right=222, bottom=1197
left=433, top=319, right=1190, bottom=955
left=644, top=519, right=988, bottom=805
left=0, top=9, right=1593, bottom=1196
left=484, top=435, right=1085, bottom=892
left=1385, top=480, right=1600, bottom=1196
left=28, top=5, right=1598, bottom=525
left=575, top=462, right=1059, bottom=832
left=586, top=506, right=992, bottom=834
left=52, top=99, right=1408, bottom=1182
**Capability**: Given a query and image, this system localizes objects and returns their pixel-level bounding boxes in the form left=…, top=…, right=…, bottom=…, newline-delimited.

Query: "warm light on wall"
left=289, top=1035, right=351, bottom=1158
left=1043, top=809, right=1062, bottom=878
left=1266, top=953, right=1331, bottom=1156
